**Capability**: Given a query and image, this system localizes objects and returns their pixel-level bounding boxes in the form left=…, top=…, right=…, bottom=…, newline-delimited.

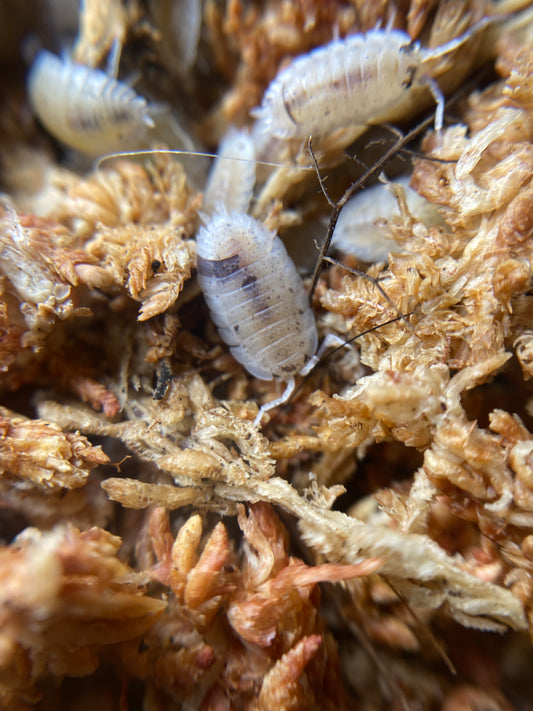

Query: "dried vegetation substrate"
left=1, top=0, right=533, bottom=709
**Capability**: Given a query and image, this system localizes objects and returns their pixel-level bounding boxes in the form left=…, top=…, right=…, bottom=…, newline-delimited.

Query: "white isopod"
left=196, top=210, right=318, bottom=425
left=252, top=19, right=493, bottom=139
left=202, top=126, right=257, bottom=217
left=331, top=177, right=443, bottom=262
left=150, top=0, right=204, bottom=76
left=27, top=49, right=155, bottom=156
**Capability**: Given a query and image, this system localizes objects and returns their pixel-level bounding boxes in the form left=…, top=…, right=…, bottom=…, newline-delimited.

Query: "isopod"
left=252, top=18, right=493, bottom=139
left=331, top=176, right=442, bottom=262
left=202, top=126, right=257, bottom=217
left=149, top=0, right=203, bottom=76
left=27, top=49, right=155, bottom=156
left=196, top=210, right=318, bottom=425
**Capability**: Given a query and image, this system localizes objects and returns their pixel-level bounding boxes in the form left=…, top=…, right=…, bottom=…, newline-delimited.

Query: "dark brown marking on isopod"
left=279, top=363, right=297, bottom=374
left=281, top=84, right=299, bottom=127
left=239, top=268, right=268, bottom=309
left=197, top=253, right=241, bottom=278
left=241, top=273, right=258, bottom=289
left=399, top=41, right=417, bottom=56
left=401, top=64, right=417, bottom=89
left=71, top=112, right=101, bottom=132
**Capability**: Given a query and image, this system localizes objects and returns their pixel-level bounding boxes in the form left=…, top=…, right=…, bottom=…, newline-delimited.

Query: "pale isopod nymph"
left=331, top=176, right=443, bottom=262
left=252, top=20, right=492, bottom=139
left=27, top=49, right=155, bottom=156
left=150, top=0, right=203, bottom=76
left=196, top=211, right=318, bottom=425
left=202, top=127, right=257, bottom=217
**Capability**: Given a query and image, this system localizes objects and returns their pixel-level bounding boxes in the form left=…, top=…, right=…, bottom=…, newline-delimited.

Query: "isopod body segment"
left=196, top=212, right=318, bottom=384
left=27, top=49, right=155, bottom=156
left=202, top=127, right=257, bottom=217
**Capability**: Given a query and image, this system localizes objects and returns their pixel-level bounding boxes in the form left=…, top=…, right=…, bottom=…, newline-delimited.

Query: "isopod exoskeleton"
left=252, top=19, right=493, bottom=139
left=331, top=177, right=443, bottom=262
left=196, top=211, right=318, bottom=424
left=149, top=0, right=203, bottom=76
left=202, top=127, right=257, bottom=217
left=27, top=49, right=155, bottom=156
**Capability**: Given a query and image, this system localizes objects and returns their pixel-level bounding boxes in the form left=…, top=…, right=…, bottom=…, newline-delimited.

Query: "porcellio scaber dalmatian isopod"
left=27, top=49, right=155, bottom=156
left=196, top=211, right=318, bottom=424
left=252, top=20, right=493, bottom=139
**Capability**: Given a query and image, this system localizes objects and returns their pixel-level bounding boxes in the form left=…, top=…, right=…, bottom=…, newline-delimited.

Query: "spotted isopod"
left=196, top=210, right=319, bottom=425
left=252, top=17, right=494, bottom=139
left=27, top=49, right=155, bottom=156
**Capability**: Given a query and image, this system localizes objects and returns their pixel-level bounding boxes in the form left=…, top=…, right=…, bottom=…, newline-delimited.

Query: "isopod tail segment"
left=257, top=312, right=412, bottom=428
left=252, top=333, right=351, bottom=427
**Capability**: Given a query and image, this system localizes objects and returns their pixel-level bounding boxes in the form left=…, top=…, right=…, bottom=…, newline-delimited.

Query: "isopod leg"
left=106, top=38, right=123, bottom=79
left=299, top=334, right=347, bottom=377
left=253, top=377, right=296, bottom=427
left=421, top=75, right=445, bottom=132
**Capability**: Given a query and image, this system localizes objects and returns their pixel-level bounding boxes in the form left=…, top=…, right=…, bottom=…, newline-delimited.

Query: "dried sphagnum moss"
left=2, top=0, right=533, bottom=708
